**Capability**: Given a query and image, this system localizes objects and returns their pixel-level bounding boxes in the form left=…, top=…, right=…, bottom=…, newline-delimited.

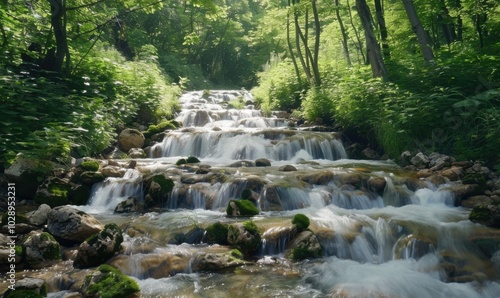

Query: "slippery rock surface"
left=74, top=223, right=124, bottom=268
left=47, top=206, right=104, bottom=243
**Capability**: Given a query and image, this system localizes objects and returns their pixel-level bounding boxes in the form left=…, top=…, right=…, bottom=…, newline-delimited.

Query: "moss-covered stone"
left=147, top=174, right=175, bottom=206
left=5, top=290, right=44, bottom=298
left=288, top=230, right=322, bottom=261
left=83, top=264, right=140, bottom=298
left=226, top=199, right=259, bottom=217
left=34, top=178, right=72, bottom=208
left=23, top=232, right=61, bottom=268
left=230, top=249, right=243, bottom=259
left=292, top=214, right=310, bottom=231
left=75, top=223, right=123, bottom=268
left=144, top=120, right=178, bottom=138
left=79, top=171, right=105, bottom=185
left=80, top=160, right=100, bottom=172
left=241, top=188, right=252, bottom=200
left=469, top=202, right=500, bottom=228
left=462, top=173, right=487, bottom=193
left=176, top=158, right=187, bottom=165
left=206, top=222, right=229, bottom=245
left=68, top=184, right=91, bottom=205
left=227, top=221, right=262, bottom=255
left=186, top=156, right=201, bottom=163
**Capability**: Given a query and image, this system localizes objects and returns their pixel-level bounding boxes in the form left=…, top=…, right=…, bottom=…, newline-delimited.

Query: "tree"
left=401, top=0, right=434, bottom=63
left=356, top=0, right=387, bottom=78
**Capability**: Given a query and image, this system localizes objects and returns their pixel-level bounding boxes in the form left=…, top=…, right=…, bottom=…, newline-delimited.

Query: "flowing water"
left=76, top=90, right=500, bottom=297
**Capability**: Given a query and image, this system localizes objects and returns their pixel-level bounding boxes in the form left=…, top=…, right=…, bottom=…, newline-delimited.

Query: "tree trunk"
left=439, top=0, right=457, bottom=46
left=346, top=0, right=365, bottom=64
left=287, top=0, right=302, bottom=81
left=401, top=0, right=434, bottom=63
left=48, top=0, right=70, bottom=73
left=310, top=0, right=321, bottom=86
left=374, top=0, right=389, bottom=58
left=356, top=0, right=387, bottom=79
left=335, top=0, right=351, bottom=65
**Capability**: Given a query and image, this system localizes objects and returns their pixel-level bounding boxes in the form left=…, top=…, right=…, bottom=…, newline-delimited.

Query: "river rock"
left=34, top=177, right=72, bottom=207
left=440, top=166, right=464, bottom=181
left=128, top=148, right=146, bottom=158
left=469, top=203, right=500, bottom=228
left=28, top=204, right=51, bottom=226
left=287, top=230, right=322, bottom=261
left=115, top=197, right=141, bottom=213
left=101, top=165, right=126, bottom=178
left=367, top=177, right=386, bottom=195
left=47, top=206, right=104, bottom=243
left=144, top=173, right=175, bottom=207
left=80, top=265, right=140, bottom=298
left=118, top=128, right=145, bottom=152
left=299, top=170, right=334, bottom=185
left=67, top=184, right=92, bottom=205
left=255, top=158, right=271, bottom=167
left=443, top=184, right=479, bottom=204
left=74, top=223, right=124, bottom=268
left=7, top=277, right=47, bottom=295
left=461, top=195, right=493, bottom=208
left=23, top=231, right=61, bottom=268
left=4, top=155, right=47, bottom=199
left=191, top=251, right=247, bottom=272
left=410, top=152, right=430, bottom=168
left=227, top=221, right=261, bottom=255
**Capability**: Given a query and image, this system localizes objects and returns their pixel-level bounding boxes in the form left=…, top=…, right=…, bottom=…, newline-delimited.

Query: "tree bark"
left=401, top=0, right=434, bottom=63
left=346, top=0, right=365, bottom=63
left=335, top=0, right=351, bottom=65
left=287, top=0, right=302, bottom=81
left=355, top=0, right=387, bottom=78
left=48, top=0, right=70, bottom=73
left=374, top=0, right=389, bottom=57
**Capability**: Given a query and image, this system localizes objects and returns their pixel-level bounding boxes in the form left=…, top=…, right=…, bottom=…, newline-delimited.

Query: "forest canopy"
left=1, top=0, right=499, bottom=168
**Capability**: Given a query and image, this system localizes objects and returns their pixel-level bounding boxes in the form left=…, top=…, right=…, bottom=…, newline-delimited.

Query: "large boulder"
left=74, top=223, right=124, bottom=269
left=145, top=173, right=175, bottom=207
left=47, top=206, right=104, bottom=244
left=469, top=202, right=500, bottom=228
left=4, top=156, right=47, bottom=199
left=118, top=128, right=145, bottom=152
left=22, top=232, right=61, bottom=269
left=191, top=250, right=247, bottom=272
left=287, top=230, right=322, bottom=261
left=115, top=197, right=141, bottom=213
left=28, top=204, right=51, bottom=226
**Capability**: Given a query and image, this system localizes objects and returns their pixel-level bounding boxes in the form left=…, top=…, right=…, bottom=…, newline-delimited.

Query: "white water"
left=79, top=90, right=499, bottom=297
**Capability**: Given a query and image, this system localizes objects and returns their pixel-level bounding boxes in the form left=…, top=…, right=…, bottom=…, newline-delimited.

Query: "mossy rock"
left=227, top=221, right=262, bottom=255
left=79, top=171, right=105, bottom=185
left=226, top=199, right=259, bottom=217
left=206, top=222, right=229, bottom=245
left=176, top=158, right=187, bottom=165
left=83, top=264, right=140, bottom=298
left=186, top=156, right=200, bottom=163
left=292, top=214, right=310, bottom=231
left=2, top=212, right=29, bottom=225
left=39, top=232, right=61, bottom=260
left=462, top=173, right=487, bottom=192
left=241, top=188, right=252, bottom=200
left=68, top=185, right=92, bottom=205
left=34, top=178, right=73, bottom=208
left=230, top=249, right=243, bottom=260
left=5, top=290, right=44, bottom=298
left=469, top=202, right=500, bottom=228
left=147, top=174, right=175, bottom=204
left=80, top=160, right=100, bottom=172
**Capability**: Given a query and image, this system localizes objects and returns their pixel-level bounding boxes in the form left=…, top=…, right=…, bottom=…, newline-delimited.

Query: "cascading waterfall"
left=74, top=90, right=499, bottom=298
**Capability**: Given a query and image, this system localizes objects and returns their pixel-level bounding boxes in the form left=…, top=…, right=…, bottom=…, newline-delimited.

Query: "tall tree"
left=335, top=0, right=352, bottom=65
left=401, top=0, right=434, bottom=63
left=374, top=0, right=389, bottom=57
left=356, top=0, right=387, bottom=78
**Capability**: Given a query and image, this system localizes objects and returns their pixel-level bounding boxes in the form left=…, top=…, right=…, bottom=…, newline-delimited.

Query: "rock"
left=28, top=204, right=51, bottom=226
left=79, top=160, right=100, bottom=172
left=441, top=166, right=464, bottom=181
left=74, top=223, right=123, bottom=269
left=292, top=214, right=310, bottom=231
left=367, top=177, right=387, bottom=195
left=118, top=128, right=145, bottom=152
left=80, top=265, right=140, bottom=298
left=78, top=171, right=105, bottom=185
left=206, top=222, right=229, bottom=245
left=443, top=184, right=479, bottom=204
left=115, top=197, right=141, bottom=213
left=362, top=147, right=379, bottom=159
left=128, top=148, right=146, bottom=158
left=416, top=169, right=433, bottom=178
left=299, top=171, right=334, bottom=185
left=67, top=184, right=92, bottom=205
left=47, top=206, right=104, bottom=243
left=227, top=221, right=261, bottom=255
left=226, top=199, right=259, bottom=217
left=461, top=195, right=493, bottom=208
left=145, top=173, right=175, bottom=207
left=191, top=250, right=247, bottom=272
left=400, top=151, right=412, bottom=166
left=227, top=160, right=255, bottom=167
left=6, top=278, right=47, bottom=295
left=186, top=156, right=201, bottom=163
left=34, top=177, right=72, bottom=208
left=4, top=155, right=47, bottom=199
left=410, top=152, right=430, bottom=168
left=469, top=202, right=500, bottom=228
left=255, top=158, right=271, bottom=167
left=287, top=230, right=322, bottom=261
left=279, top=165, right=297, bottom=171
left=23, top=232, right=61, bottom=268
left=101, top=166, right=126, bottom=178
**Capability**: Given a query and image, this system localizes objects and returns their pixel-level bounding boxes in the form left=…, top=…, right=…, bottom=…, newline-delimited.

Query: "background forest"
left=1, top=0, right=499, bottom=170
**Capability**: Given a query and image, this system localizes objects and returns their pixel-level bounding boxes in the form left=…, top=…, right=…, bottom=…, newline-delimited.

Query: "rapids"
left=74, top=90, right=499, bottom=297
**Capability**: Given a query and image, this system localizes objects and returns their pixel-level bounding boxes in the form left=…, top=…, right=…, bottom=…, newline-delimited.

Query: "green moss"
left=80, top=160, right=100, bottom=172
left=230, top=249, right=243, bottom=259
left=226, top=199, right=259, bottom=217
left=15, top=245, right=23, bottom=256
left=5, top=290, right=44, bottom=298
left=469, top=206, right=492, bottom=222
left=86, top=265, right=140, bottom=298
left=186, top=156, right=200, bottom=163
left=144, top=120, right=177, bottom=138
left=290, top=247, right=314, bottom=261
left=206, top=222, right=229, bottom=245
left=243, top=220, right=260, bottom=236
left=79, top=171, right=105, bottom=184
left=292, top=214, right=310, bottom=231
left=241, top=188, right=252, bottom=200
left=176, top=158, right=187, bottom=165
left=148, top=174, right=175, bottom=203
